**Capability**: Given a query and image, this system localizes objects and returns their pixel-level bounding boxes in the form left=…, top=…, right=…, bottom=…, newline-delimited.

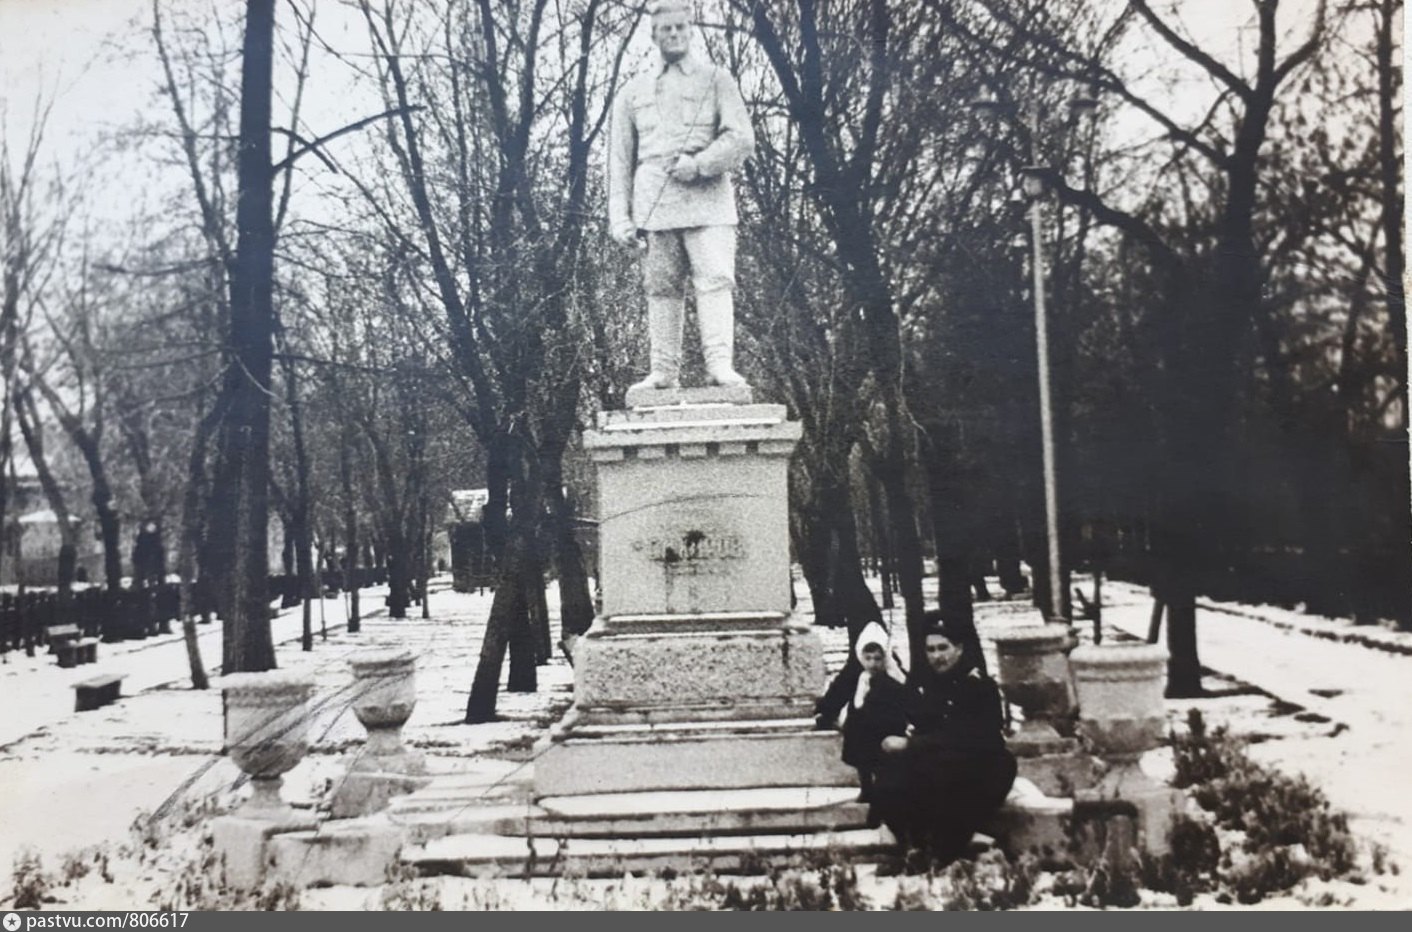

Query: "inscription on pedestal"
left=633, top=527, right=746, bottom=576
left=602, top=480, right=787, bottom=616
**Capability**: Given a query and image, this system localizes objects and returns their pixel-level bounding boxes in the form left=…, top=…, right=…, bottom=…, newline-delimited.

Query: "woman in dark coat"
left=872, top=620, right=1018, bottom=862
left=841, top=623, right=909, bottom=802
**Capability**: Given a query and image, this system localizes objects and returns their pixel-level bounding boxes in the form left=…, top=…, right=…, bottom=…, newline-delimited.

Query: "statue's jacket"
left=608, top=52, right=755, bottom=234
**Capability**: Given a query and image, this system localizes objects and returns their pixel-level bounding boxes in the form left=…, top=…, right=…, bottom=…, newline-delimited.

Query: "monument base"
left=211, top=812, right=316, bottom=890
left=266, top=816, right=406, bottom=888
left=570, top=614, right=824, bottom=715
left=624, top=383, right=754, bottom=408
left=535, top=717, right=855, bottom=797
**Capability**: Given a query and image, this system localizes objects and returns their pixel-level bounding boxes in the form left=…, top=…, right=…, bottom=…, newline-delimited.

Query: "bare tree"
left=355, top=0, right=630, bottom=720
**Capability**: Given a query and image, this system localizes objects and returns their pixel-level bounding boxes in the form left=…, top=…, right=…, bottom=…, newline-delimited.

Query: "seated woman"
left=871, top=618, right=1017, bottom=863
left=840, top=623, right=909, bottom=804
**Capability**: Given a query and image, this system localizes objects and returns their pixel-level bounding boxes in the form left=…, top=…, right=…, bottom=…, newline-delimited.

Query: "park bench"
left=56, top=637, right=99, bottom=668
left=73, top=673, right=126, bottom=712
left=45, top=624, right=81, bottom=655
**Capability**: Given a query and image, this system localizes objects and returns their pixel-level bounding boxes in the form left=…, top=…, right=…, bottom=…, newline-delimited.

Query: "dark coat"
left=841, top=673, right=909, bottom=769
left=905, top=665, right=1009, bottom=759
left=871, top=661, right=1017, bottom=855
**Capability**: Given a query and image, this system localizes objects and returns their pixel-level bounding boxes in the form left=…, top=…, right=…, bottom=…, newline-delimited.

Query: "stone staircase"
left=399, top=784, right=891, bottom=878
left=261, top=754, right=1077, bottom=886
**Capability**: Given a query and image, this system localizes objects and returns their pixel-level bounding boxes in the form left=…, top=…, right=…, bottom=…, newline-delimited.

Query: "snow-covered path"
left=0, top=580, right=574, bottom=876
left=0, top=589, right=368, bottom=749
left=1100, top=581, right=1412, bottom=873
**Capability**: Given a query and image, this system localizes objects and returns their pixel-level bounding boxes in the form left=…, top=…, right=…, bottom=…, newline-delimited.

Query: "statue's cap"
left=648, top=0, right=695, bottom=17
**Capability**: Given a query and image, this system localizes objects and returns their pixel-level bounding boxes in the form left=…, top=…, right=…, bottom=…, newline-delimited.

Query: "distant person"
left=872, top=619, right=1017, bottom=863
left=840, top=623, right=908, bottom=806
left=132, top=521, right=165, bottom=588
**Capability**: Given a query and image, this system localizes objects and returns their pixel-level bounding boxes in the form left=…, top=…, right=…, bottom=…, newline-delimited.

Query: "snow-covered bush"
left=1169, top=709, right=1361, bottom=903
left=9, top=849, right=54, bottom=909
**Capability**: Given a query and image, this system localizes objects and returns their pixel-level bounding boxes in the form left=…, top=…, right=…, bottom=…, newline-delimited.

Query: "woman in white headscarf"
left=841, top=622, right=909, bottom=803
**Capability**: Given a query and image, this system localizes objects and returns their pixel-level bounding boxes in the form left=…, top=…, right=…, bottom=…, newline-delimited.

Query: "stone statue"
left=607, top=0, right=756, bottom=397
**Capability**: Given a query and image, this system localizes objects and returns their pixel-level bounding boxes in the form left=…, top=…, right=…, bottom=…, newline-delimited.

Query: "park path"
left=1098, top=580, right=1412, bottom=872
left=0, top=589, right=367, bottom=750
left=0, top=580, right=574, bottom=877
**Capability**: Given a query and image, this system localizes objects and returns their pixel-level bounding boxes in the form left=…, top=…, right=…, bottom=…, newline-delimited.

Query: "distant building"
left=444, top=488, right=599, bottom=595
left=1, top=476, right=104, bottom=587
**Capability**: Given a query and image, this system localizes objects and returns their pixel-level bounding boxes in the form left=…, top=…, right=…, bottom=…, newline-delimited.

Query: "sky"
left=0, top=0, right=1370, bottom=237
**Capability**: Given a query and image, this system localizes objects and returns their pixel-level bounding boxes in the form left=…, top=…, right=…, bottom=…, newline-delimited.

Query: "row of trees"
left=0, top=0, right=1403, bottom=713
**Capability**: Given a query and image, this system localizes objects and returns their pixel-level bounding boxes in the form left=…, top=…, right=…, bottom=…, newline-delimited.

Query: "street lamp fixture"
left=1018, top=165, right=1048, bottom=199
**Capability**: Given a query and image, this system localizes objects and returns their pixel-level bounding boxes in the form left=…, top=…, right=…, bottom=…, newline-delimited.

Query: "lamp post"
left=971, top=88, right=1095, bottom=626
left=1018, top=165, right=1064, bottom=625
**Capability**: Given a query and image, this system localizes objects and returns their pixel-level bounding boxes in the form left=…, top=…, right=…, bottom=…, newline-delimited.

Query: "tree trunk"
left=338, top=416, right=361, bottom=633
left=1151, top=512, right=1203, bottom=697
left=215, top=0, right=278, bottom=674
left=1163, top=580, right=1203, bottom=698
left=175, top=396, right=223, bottom=691
left=91, top=470, right=123, bottom=592
left=1376, top=0, right=1406, bottom=423
left=419, top=492, right=432, bottom=620
left=386, top=531, right=411, bottom=619
left=865, top=474, right=896, bottom=609
left=547, top=484, right=594, bottom=641
left=793, top=487, right=840, bottom=628
left=527, top=549, right=551, bottom=665
left=508, top=565, right=540, bottom=693
left=466, top=528, right=530, bottom=722
left=996, top=516, right=1026, bottom=596
left=876, top=460, right=926, bottom=675
left=282, top=353, right=315, bottom=648
left=12, top=386, right=78, bottom=592
left=921, top=427, right=976, bottom=639
left=825, top=474, right=882, bottom=637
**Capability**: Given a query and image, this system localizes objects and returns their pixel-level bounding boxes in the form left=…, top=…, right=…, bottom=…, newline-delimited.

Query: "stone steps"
left=263, top=774, right=1076, bottom=886
left=404, top=828, right=895, bottom=879
left=535, top=719, right=855, bottom=796
left=532, top=786, right=870, bottom=838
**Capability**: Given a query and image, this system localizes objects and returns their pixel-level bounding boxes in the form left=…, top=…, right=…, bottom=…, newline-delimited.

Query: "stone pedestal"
left=991, top=625, right=1100, bottom=796
left=332, top=650, right=430, bottom=818
left=536, top=400, right=845, bottom=798
left=215, top=672, right=318, bottom=888
left=1070, top=642, right=1182, bottom=857
left=211, top=814, right=317, bottom=890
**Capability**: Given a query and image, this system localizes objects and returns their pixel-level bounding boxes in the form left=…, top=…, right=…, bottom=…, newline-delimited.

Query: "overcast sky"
left=0, top=0, right=1353, bottom=235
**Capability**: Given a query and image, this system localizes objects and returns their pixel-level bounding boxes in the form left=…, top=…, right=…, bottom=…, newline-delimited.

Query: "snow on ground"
left=1099, top=579, right=1412, bottom=882
left=1, top=571, right=1408, bottom=909
left=0, top=579, right=573, bottom=882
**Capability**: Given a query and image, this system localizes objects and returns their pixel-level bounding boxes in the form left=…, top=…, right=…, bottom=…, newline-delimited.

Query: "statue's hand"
left=668, top=154, right=700, bottom=182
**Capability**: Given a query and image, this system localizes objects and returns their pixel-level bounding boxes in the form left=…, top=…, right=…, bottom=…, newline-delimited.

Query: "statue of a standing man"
left=608, top=0, right=755, bottom=396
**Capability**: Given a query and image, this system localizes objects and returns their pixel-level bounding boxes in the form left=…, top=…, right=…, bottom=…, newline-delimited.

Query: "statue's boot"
left=697, top=289, right=746, bottom=387
left=629, top=295, right=684, bottom=392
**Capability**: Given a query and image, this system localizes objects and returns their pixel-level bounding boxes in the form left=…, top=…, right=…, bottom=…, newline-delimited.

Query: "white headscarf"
left=852, top=621, right=905, bottom=708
